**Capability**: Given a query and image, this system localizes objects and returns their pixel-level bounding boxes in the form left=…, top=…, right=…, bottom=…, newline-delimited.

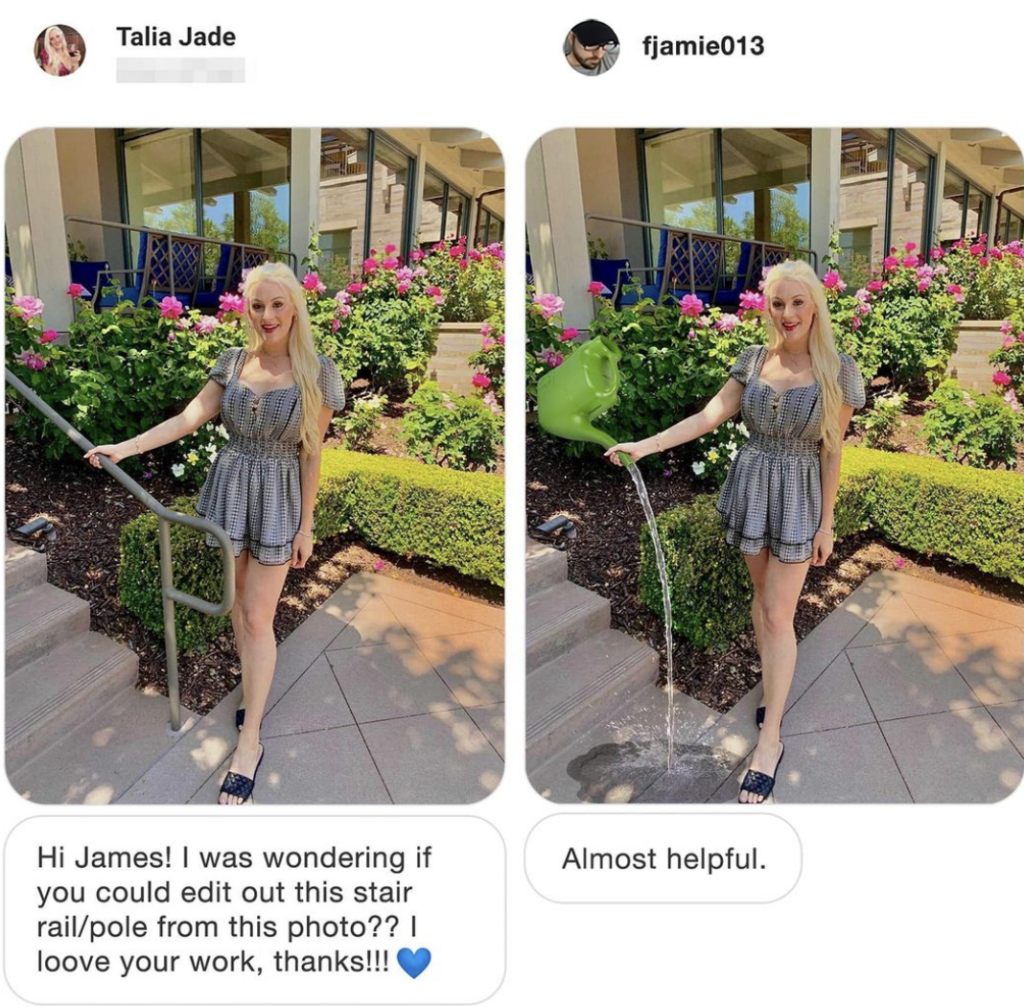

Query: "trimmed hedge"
left=640, top=447, right=1023, bottom=650
left=120, top=449, right=504, bottom=654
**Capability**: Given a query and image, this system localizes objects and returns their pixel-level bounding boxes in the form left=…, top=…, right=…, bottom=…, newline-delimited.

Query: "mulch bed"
left=5, top=434, right=502, bottom=717
left=527, top=426, right=1023, bottom=715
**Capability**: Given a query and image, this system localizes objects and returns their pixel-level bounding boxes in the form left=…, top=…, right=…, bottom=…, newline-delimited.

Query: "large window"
left=319, top=129, right=370, bottom=285
left=996, top=202, right=1024, bottom=244
left=418, top=170, right=469, bottom=246
left=939, top=168, right=992, bottom=243
left=643, top=128, right=717, bottom=243
left=888, top=135, right=933, bottom=251
left=121, top=129, right=291, bottom=270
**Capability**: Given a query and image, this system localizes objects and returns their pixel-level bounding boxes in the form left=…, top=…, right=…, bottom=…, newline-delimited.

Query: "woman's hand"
left=84, top=442, right=132, bottom=469
left=811, top=529, right=834, bottom=567
left=603, top=442, right=647, bottom=467
left=291, top=532, right=314, bottom=569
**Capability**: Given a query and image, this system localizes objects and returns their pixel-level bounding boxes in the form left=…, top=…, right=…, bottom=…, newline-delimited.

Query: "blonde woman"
left=40, top=26, right=81, bottom=76
left=86, top=262, right=345, bottom=804
left=606, top=260, right=865, bottom=803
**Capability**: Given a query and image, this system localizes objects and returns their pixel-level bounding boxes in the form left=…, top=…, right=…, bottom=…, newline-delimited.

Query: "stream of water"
left=626, top=462, right=675, bottom=770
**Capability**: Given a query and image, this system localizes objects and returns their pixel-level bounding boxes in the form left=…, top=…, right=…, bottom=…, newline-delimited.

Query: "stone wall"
left=425, top=322, right=484, bottom=396
left=947, top=321, right=1004, bottom=392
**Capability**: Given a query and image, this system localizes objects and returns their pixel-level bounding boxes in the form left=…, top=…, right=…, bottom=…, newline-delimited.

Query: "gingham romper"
left=715, top=345, right=865, bottom=563
left=197, top=346, right=346, bottom=565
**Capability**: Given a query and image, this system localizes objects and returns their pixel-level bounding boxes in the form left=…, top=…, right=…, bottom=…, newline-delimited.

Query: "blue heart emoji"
left=396, top=947, right=431, bottom=979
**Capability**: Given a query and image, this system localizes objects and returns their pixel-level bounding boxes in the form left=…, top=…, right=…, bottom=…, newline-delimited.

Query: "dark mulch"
left=5, top=435, right=502, bottom=717
left=527, top=427, right=1022, bottom=714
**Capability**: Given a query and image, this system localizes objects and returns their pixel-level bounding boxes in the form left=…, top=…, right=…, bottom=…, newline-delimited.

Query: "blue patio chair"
left=93, top=231, right=204, bottom=310
left=713, top=241, right=755, bottom=308
left=193, top=242, right=233, bottom=310
left=224, top=244, right=270, bottom=296
left=746, top=243, right=788, bottom=289
left=69, top=260, right=112, bottom=300
left=590, top=258, right=629, bottom=298
left=616, top=230, right=722, bottom=309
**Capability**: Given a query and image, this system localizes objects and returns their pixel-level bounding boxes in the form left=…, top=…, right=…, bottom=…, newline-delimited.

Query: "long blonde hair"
left=763, top=259, right=844, bottom=455
left=242, top=262, right=324, bottom=455
left=43, top=26, right=70, bottom=73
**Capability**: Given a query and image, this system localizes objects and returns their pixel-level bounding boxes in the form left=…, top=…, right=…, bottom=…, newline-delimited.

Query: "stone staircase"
left=5, top=538, right=192, bottom=804
left=526, top=536, right=660, bottom=774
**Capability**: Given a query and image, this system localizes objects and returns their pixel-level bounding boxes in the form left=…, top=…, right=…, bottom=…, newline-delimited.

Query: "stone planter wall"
left=947, top=320, right=1004, bottom=392
left=425, top=322, right=484, bottom=396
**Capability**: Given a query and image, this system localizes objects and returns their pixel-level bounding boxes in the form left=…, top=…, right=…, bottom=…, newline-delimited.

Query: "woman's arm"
left=604, top=376, right=745, bottom=465
left=291, top=405, right=335, bottom=568
left=812, top=402, right=856, bottom=565
left=83, top=379, right=225, bottom=467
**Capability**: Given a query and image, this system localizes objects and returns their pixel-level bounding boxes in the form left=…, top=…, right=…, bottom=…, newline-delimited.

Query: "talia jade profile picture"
left=34, top=25, right=86, bottom=76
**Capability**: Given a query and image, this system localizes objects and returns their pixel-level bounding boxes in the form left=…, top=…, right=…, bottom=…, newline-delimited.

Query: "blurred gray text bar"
left=116, top=58, right=245, bottom=83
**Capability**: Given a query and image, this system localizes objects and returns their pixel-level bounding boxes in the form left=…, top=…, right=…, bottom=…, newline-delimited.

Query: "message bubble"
left=5, top=816, right=504, bottom=1004
left=525, top=813, right=801, bottom=903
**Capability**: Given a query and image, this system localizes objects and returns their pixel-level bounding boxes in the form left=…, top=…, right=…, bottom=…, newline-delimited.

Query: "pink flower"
left=934, top=264, right=949, bottom=276
left=822, top=270, right=846, bottom=291
left=432, top=293, right=445, bottom=307
left=904, top=242, right=917, bottom=253
left=587, top=281, right=605, bottom=296
left=1004, top=390, right=1022, bottom=414
left=917, top=279, right=932, bottom=292
left=339, top=303, right=351, bottom=319
left=497, top=334, right=505, bottom=345
left=970, top=243, right=985, bottom=257
left=395, top=266, right=414, bottom=282
left=560, top=327, right=579, bottom=342
left=12, top=295, right=45, bottom=319
left=409, top=249, right=425, bottom=262
left=979, top=257, right=989, bottom=266
left=739, top=291, right=765, bottom=312
left=1000, top=320, right=1012, bottom=334
left=159, top=296, right=184, bottom=319
left=851, top=316, right=862, bottom=331
left=902, top=255, right=920, bottom=268
left=867, top=279, right=884, bottom=292
left=483, top=391, right=502, bottom=415
left=425, top=286, right=442, bottom=297
left=930, top=247, right=945, bottom=260
left=482, top=337, right=496, bottom=350
left=302, top=272, right=326, bottom=293
left=331, top=318, right=340, bottom=332
left=166, top=333, right=176, bottom=343
left=384, top=244, right=397, bottom=255
left=990, top=247, right=1003, bottom=260
left=538, top=348, right=564, bottom=368
left=1003, top=335, right=1016, bottom=348
left=532, top=292, right=565, bottom=320
left=443, top=399, right=457, bottom=411
left=382, top=257, right=400, bottom=270
left=992, top=371, right=1013, bottom=386
left=335, top=290, right=351, bottom=307
left=716, top=313, right=739, bottom=332
left=468, top=249, right=482, bottom=261
left=15, top=349, right=47, bottom=370
left=679, top=293, right=704, bottom=317
left=662, top=469, right=673, bottom=478
left=66, top=283, right=87, bottom=298
left=946, top=283, right=964, bottom=303
left=894, top=557, right=906, bottom=569
left=883, top=256, right=899, bottom=271
left=362, top=258, right=380, bottom=275
left=480, top=322, right=493, bottom=339
left=347, top=282, right=366, bottom=295
left=458, top=259, right=469, bottom=271
left=373, top=559, right=387, bottom=571
left=397, top=280, right=412, bottom=294
left=219, top=292, right=245, bottom=314
left=916, top=265, right=934, bottom=280
left=472, top=373, right=492, bottom=388
left=142, top=471, right=153, bottom=481
left=38, top=329, right=59, bottom=344
left=194, top=315, right=218, bottom=335
left=413, top=267, right=428, bottom=279
left=448, top=247, right=464, bottom=259
left=687, top=331, right=698, bottom=340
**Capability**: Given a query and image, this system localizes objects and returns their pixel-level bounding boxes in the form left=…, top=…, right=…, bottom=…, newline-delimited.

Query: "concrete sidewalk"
left=17, top=573, right=504, bottom=805
left=530, top=570, right=1023, bottom=804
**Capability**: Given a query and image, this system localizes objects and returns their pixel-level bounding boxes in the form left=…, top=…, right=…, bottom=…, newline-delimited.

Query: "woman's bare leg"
left=740, top=552, right=810, bottom=803
left=220, top=558, right=291, bottom=805
left=743, top=549, right=770, bottom=678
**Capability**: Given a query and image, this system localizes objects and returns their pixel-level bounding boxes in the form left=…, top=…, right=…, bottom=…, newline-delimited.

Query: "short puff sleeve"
left=728, top=345, right=763, bottom=386
left=209, top=346, right=242, bottom=387
left=839, top=353, right=866, bottom=409
left=317, top=355, right=346, bottom=412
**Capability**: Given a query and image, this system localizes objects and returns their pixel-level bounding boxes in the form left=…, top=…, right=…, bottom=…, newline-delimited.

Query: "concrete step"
left=5, top=582, right=91, bottom=676
left=527, top=581, right=610, bottom=673
left=526, top=537, right=567, bottom=597
left=526, top=629, right=659, bottom=767
left=6, top=632, right=139, bottom=774
left=5, top=539, right=47, bottom=595
left=8, top=686, right=198, bottom=805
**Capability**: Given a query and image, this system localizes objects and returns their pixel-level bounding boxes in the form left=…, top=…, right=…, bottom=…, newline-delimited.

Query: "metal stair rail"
left=5, top=367, right=235, bottom=732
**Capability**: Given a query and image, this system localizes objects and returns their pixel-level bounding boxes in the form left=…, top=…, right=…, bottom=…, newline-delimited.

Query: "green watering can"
left=537, top=335, right=624, bottom=454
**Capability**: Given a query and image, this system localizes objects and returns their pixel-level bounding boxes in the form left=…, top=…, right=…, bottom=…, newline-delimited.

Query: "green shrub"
left=401, top=382, right=503, bottom=471
left=855, top=390, right=908, bottom=450
left=120, top=449, right=504, bottom=652
left=989, top=309, right=1024, bottom=402
left=640, top=447, right=1023, bottom=649
left=942, top=238, right=1024, bottom=321
left=923, top=379, right=1022, bottom=469
left=422, top=239, right=505, bottom=323
left=335, top=394, right=387, bottom=452
left=467, top=316, right=505, bottom=404
left=119, top=496, right=233, bottom=654
left=842, top=447, right=1023, bottom=584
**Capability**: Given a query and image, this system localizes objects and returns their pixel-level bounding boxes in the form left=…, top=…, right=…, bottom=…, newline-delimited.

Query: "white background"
left=2, top=3, right=1022, bottom=1005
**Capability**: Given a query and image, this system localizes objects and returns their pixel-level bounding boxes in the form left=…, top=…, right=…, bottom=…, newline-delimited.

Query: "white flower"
left=691, top=461, right=706, bottom=476
left=171, top=463, right=185, bottom=478
left=727, top=442, right=737, bottom=452
left=216, top=424, right=228, bottom=439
